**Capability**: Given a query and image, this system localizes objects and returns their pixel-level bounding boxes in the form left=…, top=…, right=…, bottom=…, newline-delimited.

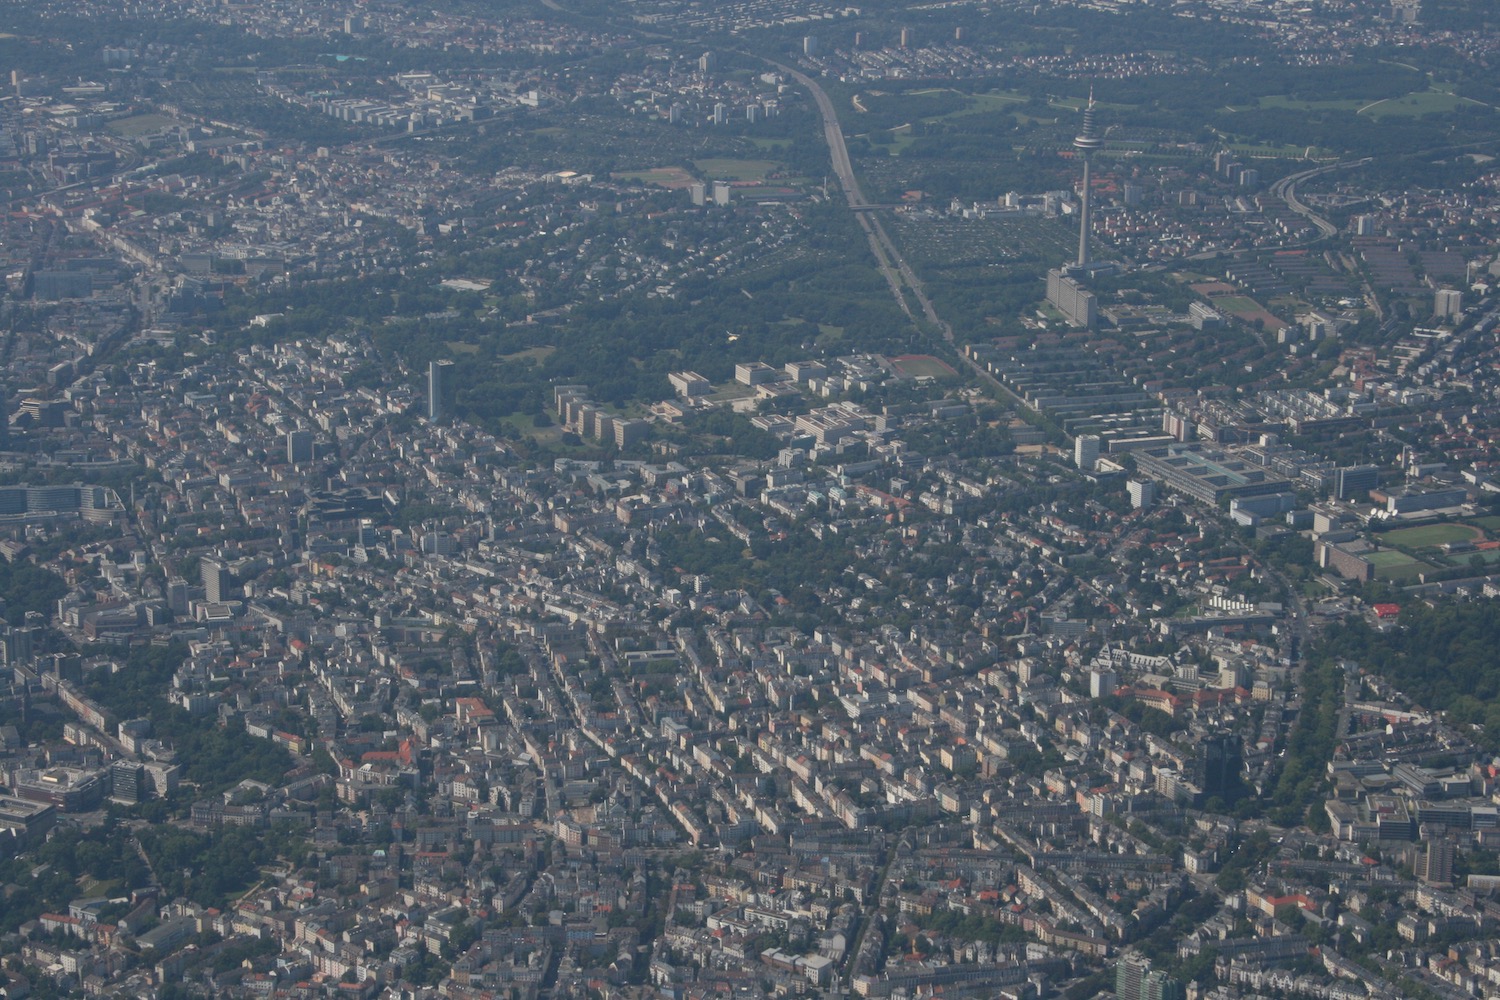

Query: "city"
left=1, top=0, right=1500, bottom=998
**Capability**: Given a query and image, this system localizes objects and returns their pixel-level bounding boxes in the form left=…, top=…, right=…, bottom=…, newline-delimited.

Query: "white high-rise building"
left=1127, top=478, right=1156, bottom=510
left=1075, top=434, right=1101, bottom=471
left=1435, top=288, right=1462, bottom=319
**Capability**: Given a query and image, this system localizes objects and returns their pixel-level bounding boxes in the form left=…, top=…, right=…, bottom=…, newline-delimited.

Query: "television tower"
left=1073, top=90, right=1103, bottom=268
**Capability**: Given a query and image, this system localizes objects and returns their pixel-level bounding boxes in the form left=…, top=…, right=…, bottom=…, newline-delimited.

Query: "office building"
left=1046, top=268, right=1097, bottom=328
left=1435, top=287, right=1462, bottom=319
left=1127, top=478, right=1156, bottom=510
left=286, top=429, right=315, bottom=465
left=1421, top=837, right=1455, bottom=885
left=669, top=371, right=712, bottom=398
left=1196, top=735, right=1241, bottom=803
left=614, top=419, right=650, bottom=449
left=111, top=761, right=146, bottom=805
left=0, top=484, right=125, bottom=524
left=1116, top=956, right=1182, bottom=1000
left=166, top=577, right=190, bottom=615
left=201, top=557, right=235, bottom=604
left=1074, top=434, right=1100, bottom=471
left=427, top=360, right=454, bottom=422
left=1132, top=442, right=1292, bottom=506
left=1090, top=667, right=1117, bottom=698
left=1334, top=464, right=1379, bottom=501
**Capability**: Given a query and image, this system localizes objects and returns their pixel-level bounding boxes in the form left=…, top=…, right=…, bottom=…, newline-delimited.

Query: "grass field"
left=1366, top=549, right=1430, bottom=580
left=890, top=354, right=959, bottom=380
left=1361, top=89, right=1484, bottom=120
left=107, top=114, right=183, bottom=138
left=1472, top=516, right=1500, bottom=532
left=1252, top=96, right=1364, bottom=113
left=1377, top=523, right=1482, bottom=548
left=693, top=158, right=779, bottom=181
left=502, top=346, right=557, bottom=364
left=612, top=166, right=694, bottom=188
left=444, top=341, right=481, bottom=355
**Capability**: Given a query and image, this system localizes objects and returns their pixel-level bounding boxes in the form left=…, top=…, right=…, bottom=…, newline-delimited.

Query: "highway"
left=1269, top=158, right=1371, bottom=243
left=772, top=58, right=1043, bottom=414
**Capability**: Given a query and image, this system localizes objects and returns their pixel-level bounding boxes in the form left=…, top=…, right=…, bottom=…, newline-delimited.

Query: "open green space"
left=613, top=166, right=694, bottom=188
left=1365, top=549, right=1419, bottom=567
left=1366, top=548, right=1431, bottom=580
left=693, top=158, right=780, bottom=181
left=1376, top=523, right=1482, bottom=548
left=1252, top=96, right=1365, bottom=113
left=107, top=113, right=184, bottom=138
left=1361, top=89, right=1485, bottom=119
left=1472, top=516, right=1500, bottom=532
left=501, top=345, right=557, bottom=364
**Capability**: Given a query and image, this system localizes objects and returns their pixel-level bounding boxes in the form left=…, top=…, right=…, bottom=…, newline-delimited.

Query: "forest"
left=84, top=644, right=296, bottom=793
left=1318, top=603, right=1500, bottom=750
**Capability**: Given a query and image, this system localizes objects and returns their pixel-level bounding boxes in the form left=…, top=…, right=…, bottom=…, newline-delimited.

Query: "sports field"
left=693, top=159, right=779, bottom=182
left=891, top=355, right=959, bottom=380
left=613, top=166, right=695, bottom=189
left=1366, top=549, right=1429, bottom=580
left=1378, top=523, right=1482, bottom=549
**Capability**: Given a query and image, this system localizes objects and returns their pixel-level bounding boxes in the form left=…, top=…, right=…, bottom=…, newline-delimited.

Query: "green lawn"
left=1377, top=523, right=1482, bottom=548
left=1254, top=96, right=1365, bottom=113
left=1366, top=549, right=1431, bottom=580
left=108, top=114, right=183, bottom=138
left=501, top=345, right=556, bottom=364
left=1362, top=89, right=1483, bottom=119
left=693, top=158, right=779, bottom=181
left=613, top=166, right=694, bottom=188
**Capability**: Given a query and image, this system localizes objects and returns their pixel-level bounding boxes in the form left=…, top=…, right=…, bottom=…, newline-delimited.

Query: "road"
left=1269, top=158, right=1371, bottom=243
left=772, top=59, right=1043, bottom=415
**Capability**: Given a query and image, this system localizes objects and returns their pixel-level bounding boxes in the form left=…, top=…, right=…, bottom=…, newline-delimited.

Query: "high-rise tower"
left=1073, top=91, right=1103, bottom=268
left=427, top=360, right=453, bottom=423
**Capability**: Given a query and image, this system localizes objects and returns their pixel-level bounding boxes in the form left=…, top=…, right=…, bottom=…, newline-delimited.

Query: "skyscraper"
left=1073, top=92, right=1103, bottom=268
left=201, top=557, right=234, bottom=604
left=1422, top=837, right=1455, bottom=885
left=1074, top=434, right=1100, bottom=471
left=1116, top=955, right=1183, bottom=1000
left=286, top=429, right=314, bottom=465
left=1196, top=734, right=1242, bottom=803
left=427, top=360, right=453, bottom=423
